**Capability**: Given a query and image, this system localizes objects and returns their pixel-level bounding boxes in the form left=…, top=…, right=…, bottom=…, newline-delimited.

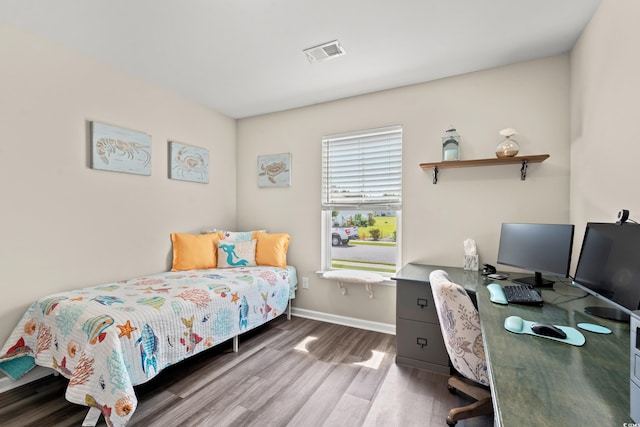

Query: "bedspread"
left=0, top=266, right=297, bottom=426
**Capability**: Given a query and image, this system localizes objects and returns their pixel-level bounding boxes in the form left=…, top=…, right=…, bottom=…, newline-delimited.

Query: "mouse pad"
left=504, top=316, right=585, bottom=346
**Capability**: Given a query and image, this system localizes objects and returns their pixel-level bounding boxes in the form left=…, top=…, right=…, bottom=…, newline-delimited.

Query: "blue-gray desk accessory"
left=504, top=315, right=586, bottom=346
left=487, top=283, right=507, bottom=304
left=577, top=322, right=612, bottom=334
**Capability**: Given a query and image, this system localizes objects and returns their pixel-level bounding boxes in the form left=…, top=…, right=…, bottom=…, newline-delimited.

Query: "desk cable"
left=545, top=276, right=590, bottom=305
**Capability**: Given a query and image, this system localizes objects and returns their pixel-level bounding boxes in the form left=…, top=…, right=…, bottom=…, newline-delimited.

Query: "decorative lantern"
left=442, top=128, right=460, bottom=161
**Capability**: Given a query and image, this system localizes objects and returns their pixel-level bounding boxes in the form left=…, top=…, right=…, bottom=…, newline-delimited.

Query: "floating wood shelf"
left=420, top=154, right=549, bottom=184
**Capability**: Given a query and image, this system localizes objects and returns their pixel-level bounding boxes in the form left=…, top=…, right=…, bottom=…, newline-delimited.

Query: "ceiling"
left=0, top=0, right=601, bottom=119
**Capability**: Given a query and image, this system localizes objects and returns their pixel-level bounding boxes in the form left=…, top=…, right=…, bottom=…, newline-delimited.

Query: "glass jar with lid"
left=442, top=128, right=460, bottom=161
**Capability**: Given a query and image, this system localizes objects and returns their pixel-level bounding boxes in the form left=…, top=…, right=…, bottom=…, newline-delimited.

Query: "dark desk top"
left=394, top=263, right=633, bottom=426
left=392, top=263, right=486, bottom=293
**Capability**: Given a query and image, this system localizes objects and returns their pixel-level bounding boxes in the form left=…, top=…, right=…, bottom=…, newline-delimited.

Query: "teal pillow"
left=222, top=231, right=255, bottom=241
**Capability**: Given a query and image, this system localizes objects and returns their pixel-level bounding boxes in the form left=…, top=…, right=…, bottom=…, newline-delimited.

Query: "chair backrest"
left=429, top=269, right=490, bottom=386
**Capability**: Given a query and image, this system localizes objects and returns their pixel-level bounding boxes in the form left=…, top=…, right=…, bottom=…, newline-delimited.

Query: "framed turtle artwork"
left=257, top=153, right=291, bottom=187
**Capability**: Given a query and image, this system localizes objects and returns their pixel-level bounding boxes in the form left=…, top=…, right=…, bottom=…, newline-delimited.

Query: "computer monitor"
left=497, top=223, right=575, bottom=287
left=572, top=222, right=640, bottom=322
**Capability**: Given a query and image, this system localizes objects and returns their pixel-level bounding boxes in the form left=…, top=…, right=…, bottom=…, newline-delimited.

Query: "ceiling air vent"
left=303, top=40, right=346, bottom=63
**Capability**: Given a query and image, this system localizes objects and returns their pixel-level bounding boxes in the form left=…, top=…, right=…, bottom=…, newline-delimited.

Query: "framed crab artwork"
left=90, top=121, right=152, bottom=175
left=257, top=153, right=291, bottom=187
left=169, top=141, right=209, bottom=183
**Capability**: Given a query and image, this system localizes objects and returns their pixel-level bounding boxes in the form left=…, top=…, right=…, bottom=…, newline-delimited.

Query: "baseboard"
left=291, top=307, right=396, bottom=335
left=0, top=366, right=54, bottom=394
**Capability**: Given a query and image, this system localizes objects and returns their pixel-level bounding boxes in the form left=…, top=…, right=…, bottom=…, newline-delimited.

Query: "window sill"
left=315, top=270, right=396, bottom=286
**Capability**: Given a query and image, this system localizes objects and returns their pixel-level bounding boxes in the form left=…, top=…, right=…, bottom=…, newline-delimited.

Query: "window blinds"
left=322, top=125, right=402, bottom=210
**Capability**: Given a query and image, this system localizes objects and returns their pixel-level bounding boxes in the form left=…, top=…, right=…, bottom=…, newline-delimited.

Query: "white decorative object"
left=463, top=238, right=479, bottom=271
left=496, top=128, right=520, bottom=158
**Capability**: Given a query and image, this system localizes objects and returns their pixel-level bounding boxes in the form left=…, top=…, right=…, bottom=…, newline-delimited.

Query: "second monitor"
left=497, top=223, right=575, bottom=287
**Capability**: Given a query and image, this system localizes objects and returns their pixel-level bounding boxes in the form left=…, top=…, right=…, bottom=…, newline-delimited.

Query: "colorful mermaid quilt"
left=0, top=266, right=297, bottom=426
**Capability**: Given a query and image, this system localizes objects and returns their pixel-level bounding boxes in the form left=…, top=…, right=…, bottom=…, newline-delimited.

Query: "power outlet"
left=301, top=277, right=309, bottom=289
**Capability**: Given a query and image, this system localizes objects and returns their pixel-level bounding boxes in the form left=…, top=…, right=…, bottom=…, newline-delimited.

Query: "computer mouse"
left=530, top=322, right=567, bottom=339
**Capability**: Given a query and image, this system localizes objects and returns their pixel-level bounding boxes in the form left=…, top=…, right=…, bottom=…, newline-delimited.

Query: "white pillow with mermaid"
left=217, top=239, right=257, bottom=268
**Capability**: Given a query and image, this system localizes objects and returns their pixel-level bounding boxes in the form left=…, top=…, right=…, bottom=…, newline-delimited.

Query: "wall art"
left=169, top=141, right=209, bottom=184
left=90, top=121, right=152, bottom=175
left=257, top=153, right=291, bottom=187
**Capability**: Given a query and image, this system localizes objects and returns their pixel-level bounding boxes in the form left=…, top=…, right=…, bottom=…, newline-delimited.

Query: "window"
left=321, top=125, right=402, bottom=274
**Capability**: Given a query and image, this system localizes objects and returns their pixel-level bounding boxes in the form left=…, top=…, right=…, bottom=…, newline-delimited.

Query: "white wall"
left=0, top=22, right=237, bottom=343
left=570, top=0, right=640, bottom=257
left=237, top=55, right=571, bottom=325
left=0, top=13, right=585, bottom=340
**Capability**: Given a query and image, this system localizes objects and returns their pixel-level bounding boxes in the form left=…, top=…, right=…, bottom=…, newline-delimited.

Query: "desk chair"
left=429, top=270, right=493, bottom=426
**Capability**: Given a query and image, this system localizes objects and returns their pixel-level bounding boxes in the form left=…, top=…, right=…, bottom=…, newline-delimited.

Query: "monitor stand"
left=585, top=306, right=630, bottom=322
left=512, top=272, right=554, bottom=288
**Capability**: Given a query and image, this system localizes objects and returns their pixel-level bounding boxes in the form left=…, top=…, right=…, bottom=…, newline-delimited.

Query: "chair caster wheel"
left=447, top=384, right=457, bottom=394
left=446, top=417, right=457, bottom=426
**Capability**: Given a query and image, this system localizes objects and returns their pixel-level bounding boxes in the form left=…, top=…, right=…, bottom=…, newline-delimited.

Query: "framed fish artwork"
left=257, top=153, right=291, bottom=187
left=90, top=121, right=152, bottom=175
left=169, top=141, right=209, bottom=184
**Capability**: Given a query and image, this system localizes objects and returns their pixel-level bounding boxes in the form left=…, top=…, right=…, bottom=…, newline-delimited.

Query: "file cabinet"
left=394, top=264, right=449, bottom=374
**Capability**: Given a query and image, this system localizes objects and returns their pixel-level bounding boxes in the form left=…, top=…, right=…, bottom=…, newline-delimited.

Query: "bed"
left=0, top=232, right=296, bottom=427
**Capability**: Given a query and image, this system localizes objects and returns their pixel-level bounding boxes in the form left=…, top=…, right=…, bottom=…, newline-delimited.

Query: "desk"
left=395, top=264, right=632, bottom=426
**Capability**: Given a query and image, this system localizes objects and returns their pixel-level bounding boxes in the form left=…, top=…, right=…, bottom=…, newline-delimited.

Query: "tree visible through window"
left=321, top=125, right=402, bottom=274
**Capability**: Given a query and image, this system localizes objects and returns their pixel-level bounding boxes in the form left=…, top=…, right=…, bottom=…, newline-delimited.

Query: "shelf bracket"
left=432, top=166, right=439, bottom=184
left=520, top=159, right=529, bottom=181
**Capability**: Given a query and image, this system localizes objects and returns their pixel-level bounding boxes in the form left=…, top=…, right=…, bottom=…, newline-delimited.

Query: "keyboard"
left=503, top=284, right=544, bottom=306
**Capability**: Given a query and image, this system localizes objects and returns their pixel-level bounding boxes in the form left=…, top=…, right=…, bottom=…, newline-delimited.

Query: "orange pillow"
left=255, top=232, right=290, bottom=268
left=171, top=232, right=222, bottom=271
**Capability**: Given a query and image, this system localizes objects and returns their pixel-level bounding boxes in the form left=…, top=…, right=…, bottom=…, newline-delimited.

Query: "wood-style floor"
left=0, top=316, right=493, bottom=426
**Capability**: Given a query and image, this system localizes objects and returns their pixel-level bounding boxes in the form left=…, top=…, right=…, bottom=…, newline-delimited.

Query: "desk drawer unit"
left=396, top=278, right=449, bottom=374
